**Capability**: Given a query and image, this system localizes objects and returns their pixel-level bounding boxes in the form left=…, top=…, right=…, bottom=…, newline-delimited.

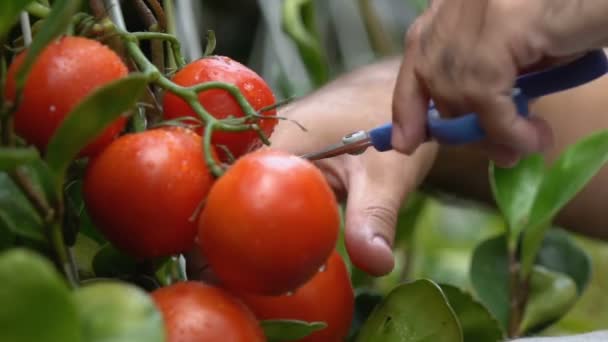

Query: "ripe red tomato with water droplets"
left=198, top=148, right=340, bottom=296
left=162, top=56, right=278, bottom=160
left=83, top=127, right=216, bottom=259
left=239, top=251, right=354, bottom=342
left=4, top=36, right=128, bottom=157
left=151, top=281, right=266, bottom=342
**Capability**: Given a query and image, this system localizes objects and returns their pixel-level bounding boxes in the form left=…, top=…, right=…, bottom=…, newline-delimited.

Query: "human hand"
left=391, top=0, right=608, bottom=166
left=265, top=69, right=437, bottom=276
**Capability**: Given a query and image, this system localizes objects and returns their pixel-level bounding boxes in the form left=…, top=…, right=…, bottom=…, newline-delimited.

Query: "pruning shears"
left=300, top=49, right=608, bottom=160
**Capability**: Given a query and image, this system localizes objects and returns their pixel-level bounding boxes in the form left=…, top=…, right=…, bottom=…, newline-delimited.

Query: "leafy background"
left=165, top=0, right=608, bottom=338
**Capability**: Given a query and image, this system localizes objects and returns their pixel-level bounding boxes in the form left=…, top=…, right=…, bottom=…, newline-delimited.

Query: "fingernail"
left=372, top=234, right=392, bottom=252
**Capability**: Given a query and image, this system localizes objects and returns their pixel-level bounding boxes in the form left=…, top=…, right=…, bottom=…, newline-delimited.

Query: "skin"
left=390, top=0, right=608, bottom=167
left=270, top=52, right=608, bottom=275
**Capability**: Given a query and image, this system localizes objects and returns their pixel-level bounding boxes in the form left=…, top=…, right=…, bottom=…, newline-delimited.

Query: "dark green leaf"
left=348, top=288, right=383, bottom=340
left=21, top=158, right=60, bottom=207
left=535, top=228, right=591, bottom=295
left=0, top=248, right=80, bottom=342
left=0, top=212, right=16, bottom=250
left=72, top=233, right=101, bottom=279
left=0, top=0, right=35, bottom=40
left=46, top=73, right=148, bottom=185
left=92, top=243, right=137, bottom=278
left=489, top=155, right=544, bottom=245
left=15, top=0, right=82, bottom=89
left=261, top=319, right=327, bottom=342
left=74, top=281, right=165, bottom=342
left=520, top=266, right=577, bottom=334
left=0, top=172, right=45, bottom=242
left=522, top=130, right=608, bottom=276
left=440, top=284, right=505, bottom=342
left=65, top=179, right=105, bottom=243
left=356, top=279, right=462, bottom=342
left=469, top=234, right=510, bottom=332
left=0, top=147, right=39, bottom=171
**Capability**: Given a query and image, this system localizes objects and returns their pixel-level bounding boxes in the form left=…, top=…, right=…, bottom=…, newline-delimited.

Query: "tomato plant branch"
left=25, top=2, right=51, bottom=18
left=203, top=121, right=224, bottom=176
left=132, top=32, right=185, bottom=68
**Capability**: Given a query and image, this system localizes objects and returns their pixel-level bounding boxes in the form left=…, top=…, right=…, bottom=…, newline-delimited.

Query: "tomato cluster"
left=4, top=36, right=354, bottom=341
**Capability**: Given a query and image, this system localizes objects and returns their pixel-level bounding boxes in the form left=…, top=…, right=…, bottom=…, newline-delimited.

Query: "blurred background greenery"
left=158, top=0, right=608, bottom=337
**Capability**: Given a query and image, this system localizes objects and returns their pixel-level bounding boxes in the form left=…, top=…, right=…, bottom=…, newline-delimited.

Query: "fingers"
left=343, top=145, right=436, bottom=276
left=343, top=160, right=402, bottom=276
left=391, top=19, right=430, bottom=155
left=392, top=0, right=559, bottom=165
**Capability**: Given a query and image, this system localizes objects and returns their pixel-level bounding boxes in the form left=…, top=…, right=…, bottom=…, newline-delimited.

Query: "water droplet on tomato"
left=243, top=82, right=253, bottom=91
left=285, top=291, right=294, bottom=296
left=49, top=105, right=56, bottom=112
left=318, top=263, right=327, bottom=272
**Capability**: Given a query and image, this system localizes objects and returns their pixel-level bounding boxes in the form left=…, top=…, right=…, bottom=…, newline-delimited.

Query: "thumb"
left=343, top=156, right=412, bottom=277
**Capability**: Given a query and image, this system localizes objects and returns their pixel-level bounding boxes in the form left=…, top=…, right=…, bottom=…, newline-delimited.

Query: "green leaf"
left=489, top=154, right=544, bottom=246
left=535, top=228, right=591, bottom=295
left=92, top=243, right=137, bottom=278
left=520, top=266, right=578, bottom=334
left=261, top=319, right=327, bottom=342
left=15, top=0, right=82, bottom=90
left=348, top=288, right=384, bottom=340
left=522, top=130, right=608, bottom=276
left=65, top=179, right=105, bottom=243
left=0, top=0, right=35, bottom=40
left=46, top=73, right=148, bottom=185
left=0, top=248, right=80, bottom=342
left=0, top=147, right=39, bottom=171
left=440, top=284, right=505, bottom=342
left=0, top=172, right=45, bottom=243
left=72, top=233, right=101, bottom=279
left=0, top=212, right=16, bottom=250
left=74, top=281, right=165, bottom=342
left=356, top=279, right=462, bottom=342
left=469, top=234, right=510, bottom=332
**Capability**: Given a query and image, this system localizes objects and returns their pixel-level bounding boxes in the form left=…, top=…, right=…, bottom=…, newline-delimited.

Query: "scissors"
left=300, top=49, right=608, bottom=160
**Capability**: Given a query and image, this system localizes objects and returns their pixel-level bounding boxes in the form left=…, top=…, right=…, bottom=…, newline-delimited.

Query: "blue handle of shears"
left=368, top=49, right=608, bottom=151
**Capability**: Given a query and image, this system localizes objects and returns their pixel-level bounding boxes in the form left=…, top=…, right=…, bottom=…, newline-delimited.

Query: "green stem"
left=26, top=2, right=51, bottom=18
left=203, top=121, right=224, bottom=177
left=282, top=0, right=329, bottom=86
left=162, top=0, right=177, bottom=70
left=51, top=221, right=79, bottom=288
left=357, top=0, right=395, bottom=56
left=132, top=31, right=185, bottom=67
left=189, top=81, right=258, bottom=117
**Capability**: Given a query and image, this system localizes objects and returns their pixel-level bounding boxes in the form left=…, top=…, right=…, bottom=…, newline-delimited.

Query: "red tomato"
left=239, top=251, right=354, bottom=342
left=83, top=127, right=215, bottom=259
left=4, top=36, right=128, bottom=157
left=151, top=281, right=266, bottom=342
left=162, top=56, right=278, bottom=160
left=198, top=148, right=340, bottom=296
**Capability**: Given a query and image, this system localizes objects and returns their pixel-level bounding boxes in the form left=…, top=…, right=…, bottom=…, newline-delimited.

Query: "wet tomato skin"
left=83, top=127, right=216, bottom=259
left=239, top=251, right=355, bottom=342
left=198, top=148, right=340, bottom=296
left=4, top=36, right=128, bottom=157
left=151, top=281, right=266, bottom=342
left=162, top=56, right=278, bottom=160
